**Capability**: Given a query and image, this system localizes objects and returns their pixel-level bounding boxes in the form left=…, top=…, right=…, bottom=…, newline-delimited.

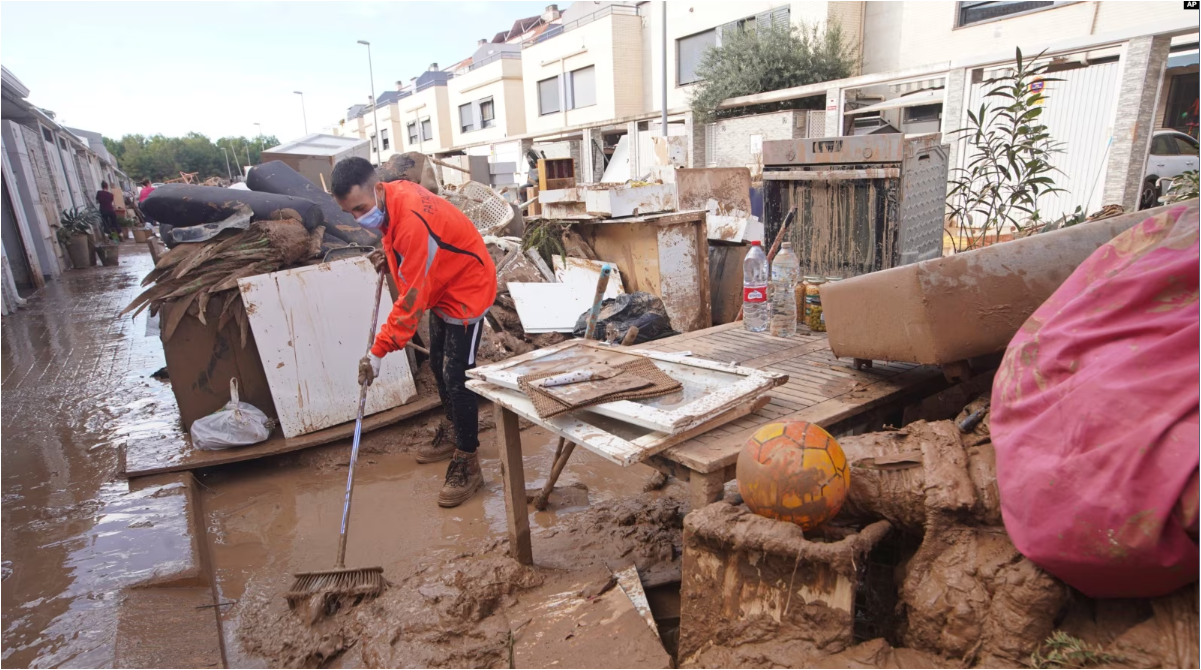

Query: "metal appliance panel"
left=898, top=134, right=949, bottom=266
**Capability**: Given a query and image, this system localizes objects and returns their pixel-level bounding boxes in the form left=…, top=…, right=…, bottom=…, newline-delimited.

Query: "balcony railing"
left=469, top=51, right=522, bottom=71
left=522, top=4, right=638, bottom=49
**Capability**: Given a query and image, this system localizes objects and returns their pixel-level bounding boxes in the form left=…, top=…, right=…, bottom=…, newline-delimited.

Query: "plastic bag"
left=572, top=291, right=678, bottom=343
left=190, top=378, right=273, bottom=450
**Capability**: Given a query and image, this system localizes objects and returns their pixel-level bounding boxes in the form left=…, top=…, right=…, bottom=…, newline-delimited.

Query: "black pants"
left=101, top=211, right=120, bottom=235
left=429, top=316, right=484, bottom=453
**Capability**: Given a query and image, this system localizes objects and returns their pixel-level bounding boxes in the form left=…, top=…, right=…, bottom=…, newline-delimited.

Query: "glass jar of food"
left=804, top=277, right=825, bottom=331
left=808, top=276, right=841, bottom=332
left=795, top=276, right=815, bottom=323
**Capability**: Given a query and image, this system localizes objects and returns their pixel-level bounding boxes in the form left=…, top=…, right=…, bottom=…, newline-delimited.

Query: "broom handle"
left=336, top=268, right=386, bottom=569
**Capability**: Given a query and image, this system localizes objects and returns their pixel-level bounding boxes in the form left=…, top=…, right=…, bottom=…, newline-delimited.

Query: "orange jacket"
left=370, top=180, right=496, bottom=358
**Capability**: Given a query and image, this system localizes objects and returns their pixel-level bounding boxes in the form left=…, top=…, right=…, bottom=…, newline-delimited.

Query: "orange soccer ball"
left=736, top=421, right=850, bottom=530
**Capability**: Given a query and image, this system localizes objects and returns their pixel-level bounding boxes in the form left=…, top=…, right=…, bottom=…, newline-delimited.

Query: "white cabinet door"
left=238, top=257, right=417, bottom=438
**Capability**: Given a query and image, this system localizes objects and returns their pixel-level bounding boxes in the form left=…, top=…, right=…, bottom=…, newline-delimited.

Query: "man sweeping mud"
left=332, top=157, right=496, bottom=507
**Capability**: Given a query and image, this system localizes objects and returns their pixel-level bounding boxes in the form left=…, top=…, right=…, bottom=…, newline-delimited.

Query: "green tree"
left=105, top=132, right=280, bottom=181
left=688, top=21, right=858, bottom=122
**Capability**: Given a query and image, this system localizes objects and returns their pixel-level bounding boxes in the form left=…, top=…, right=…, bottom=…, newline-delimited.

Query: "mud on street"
left=1, top=244, right=689, bottom=668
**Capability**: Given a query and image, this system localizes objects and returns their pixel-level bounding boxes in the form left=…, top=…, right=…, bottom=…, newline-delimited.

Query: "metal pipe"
left=293, top=91, right=308, bottom=135
left=358, top=40, right=382, bottom=162
left=660, top=1, right=668, bottom=137
left=584, top=264, right=612, bottom=340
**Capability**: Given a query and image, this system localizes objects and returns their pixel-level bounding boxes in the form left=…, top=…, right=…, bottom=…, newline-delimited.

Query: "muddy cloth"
left=992, top=203, right=1200, bottom=599
left=430, top=317, right=484, bottom=453
left=571, top=291, right=677, bottom=343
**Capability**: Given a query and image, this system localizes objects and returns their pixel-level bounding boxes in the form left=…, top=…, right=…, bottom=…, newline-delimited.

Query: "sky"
left=1, top=1, right=550, bottom=143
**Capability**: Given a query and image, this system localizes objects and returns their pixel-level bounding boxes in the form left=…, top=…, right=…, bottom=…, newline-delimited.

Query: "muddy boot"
left=438, top=450, right=483, bottom=508
left=415, top=419, right=457, bottom=464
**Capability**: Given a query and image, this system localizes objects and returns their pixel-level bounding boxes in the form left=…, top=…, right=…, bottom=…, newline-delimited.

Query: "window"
left=1172, top=134, right=1199, bottom=156
left=677, top=30, right=717, bottom=85
left=421, top=119, right=433, bottom=141
left=1163, top=73, right=1199, bottom=137
left=480, top=98, right=495, bottom=128
left=538, top=76, right=561, bottom=115
left=381, top=129, right=390, bottom=151
left=568, top=67, right=596, bottom=109
left=41, top=127, right=53, bottom=143
left=58, top=138, right=68, bottom=150
left=1151, top=135, right=1177, bottom=156
left=957, top=1, right=1056, bottom=27
left=369, top=134, right=377, bottom=153
left=460, top=103, right=475, bottom=133
left=904, top=104, right=943, bottom=124
left=407, top=122, right=418, bottom=144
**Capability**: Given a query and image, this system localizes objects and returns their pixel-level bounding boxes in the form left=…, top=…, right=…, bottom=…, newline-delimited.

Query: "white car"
left=1142, top=130, right=1199, bottom=209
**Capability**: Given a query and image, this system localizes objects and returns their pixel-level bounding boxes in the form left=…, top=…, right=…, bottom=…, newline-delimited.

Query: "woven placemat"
left=518, top=357, right=682, bottom=419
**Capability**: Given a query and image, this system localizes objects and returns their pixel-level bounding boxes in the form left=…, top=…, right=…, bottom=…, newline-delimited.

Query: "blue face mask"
left=356, top=191, right=385, bottom=229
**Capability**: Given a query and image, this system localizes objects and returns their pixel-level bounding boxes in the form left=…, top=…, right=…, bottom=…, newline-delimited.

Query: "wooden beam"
left=495, top=404, right=533, bottom=565
left=122, top=395, right=441, bottom=478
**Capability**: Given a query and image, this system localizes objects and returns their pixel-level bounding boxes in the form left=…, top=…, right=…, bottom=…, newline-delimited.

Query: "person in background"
left=331, top=157, right=497, bottom=508
left=138, top=179, right=155, bottom=202
left=96, top=181, right=119, bottom=238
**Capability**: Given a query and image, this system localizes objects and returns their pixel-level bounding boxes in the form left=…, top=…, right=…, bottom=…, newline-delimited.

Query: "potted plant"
left=96, top=242, right=120, bottom=266
left=120, top=216, right=144, bottom=242
left=57, top=207, right=98, bottom=269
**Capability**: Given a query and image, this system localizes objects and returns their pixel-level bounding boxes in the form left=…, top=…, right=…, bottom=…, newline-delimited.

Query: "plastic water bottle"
left=743, top=241, right=770, bottom=332
left=769, top=242, right=799, bottom=338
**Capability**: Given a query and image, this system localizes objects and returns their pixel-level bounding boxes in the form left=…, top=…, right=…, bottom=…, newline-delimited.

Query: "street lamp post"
left=357, top=40, right=382, bottom=162
left=254, top=122, right=264, bottom=151
left=221, top=147, right=232, bottom=180
left=293, top=91, right=308, bottom=135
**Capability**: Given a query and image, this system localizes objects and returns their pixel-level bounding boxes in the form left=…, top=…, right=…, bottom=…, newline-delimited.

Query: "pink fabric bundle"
left=992, top=203, right=1200, bottom=598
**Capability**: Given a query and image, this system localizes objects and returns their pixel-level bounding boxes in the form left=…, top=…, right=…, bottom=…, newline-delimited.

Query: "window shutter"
left=538, top=76, right=561, bottom=115
left=759, top=5, right=787, bottom=32
left=570, top=67, right=596, bottom=109
left=677, top=30, right=716, bottom=85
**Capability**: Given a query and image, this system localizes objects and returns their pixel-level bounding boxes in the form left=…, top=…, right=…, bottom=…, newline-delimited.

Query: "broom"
left=286, top=268, right=387, bottom=611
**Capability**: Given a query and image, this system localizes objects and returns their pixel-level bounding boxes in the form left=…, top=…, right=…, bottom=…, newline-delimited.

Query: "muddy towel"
left=518, top=357, right=681, bottom=419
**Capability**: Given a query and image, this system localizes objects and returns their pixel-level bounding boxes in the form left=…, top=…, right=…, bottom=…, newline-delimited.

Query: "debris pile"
left=236, top=494, right=686, bottom=668
left=122, top=215, right=319, bottom=344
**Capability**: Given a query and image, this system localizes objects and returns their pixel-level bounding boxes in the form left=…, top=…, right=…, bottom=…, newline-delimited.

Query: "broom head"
left=286, top=566, right=384, bottom=611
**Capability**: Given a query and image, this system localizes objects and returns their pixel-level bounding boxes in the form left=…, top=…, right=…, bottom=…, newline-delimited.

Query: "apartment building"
left=641, top=1, right=864, bottom=116
left=861, top=1, right=1191, bottom=74
left=448, top=42, right=526, bottom=148
left=316, top=1, right=1197, bottom=219
left=520, top=3, right=645, bottom=136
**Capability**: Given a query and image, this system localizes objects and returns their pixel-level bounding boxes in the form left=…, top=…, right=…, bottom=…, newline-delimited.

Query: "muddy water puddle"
left=199, top=420, right=671, bottom=666
left=1, top=246, right=196, bottom=668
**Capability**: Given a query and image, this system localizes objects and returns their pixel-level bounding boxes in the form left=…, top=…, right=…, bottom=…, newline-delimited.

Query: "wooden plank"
left=495, top=405, right=533, bottom=565
left=123, top=395, right=441, bottom=478
left=471, top=340, right=785, bottom=435
left=237, top=257, right=417, bottom=438
left=467, top=380, right=770, bottom=467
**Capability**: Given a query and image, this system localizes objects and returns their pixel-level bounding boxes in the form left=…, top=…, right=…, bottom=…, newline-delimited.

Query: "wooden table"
left=471, top=323, right=944, bottom=565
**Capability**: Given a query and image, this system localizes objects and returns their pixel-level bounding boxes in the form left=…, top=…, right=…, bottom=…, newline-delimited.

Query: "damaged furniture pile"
left=458, top=156, right=1197, bottom=668
left=668, top=200, right=1200, bottom=668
